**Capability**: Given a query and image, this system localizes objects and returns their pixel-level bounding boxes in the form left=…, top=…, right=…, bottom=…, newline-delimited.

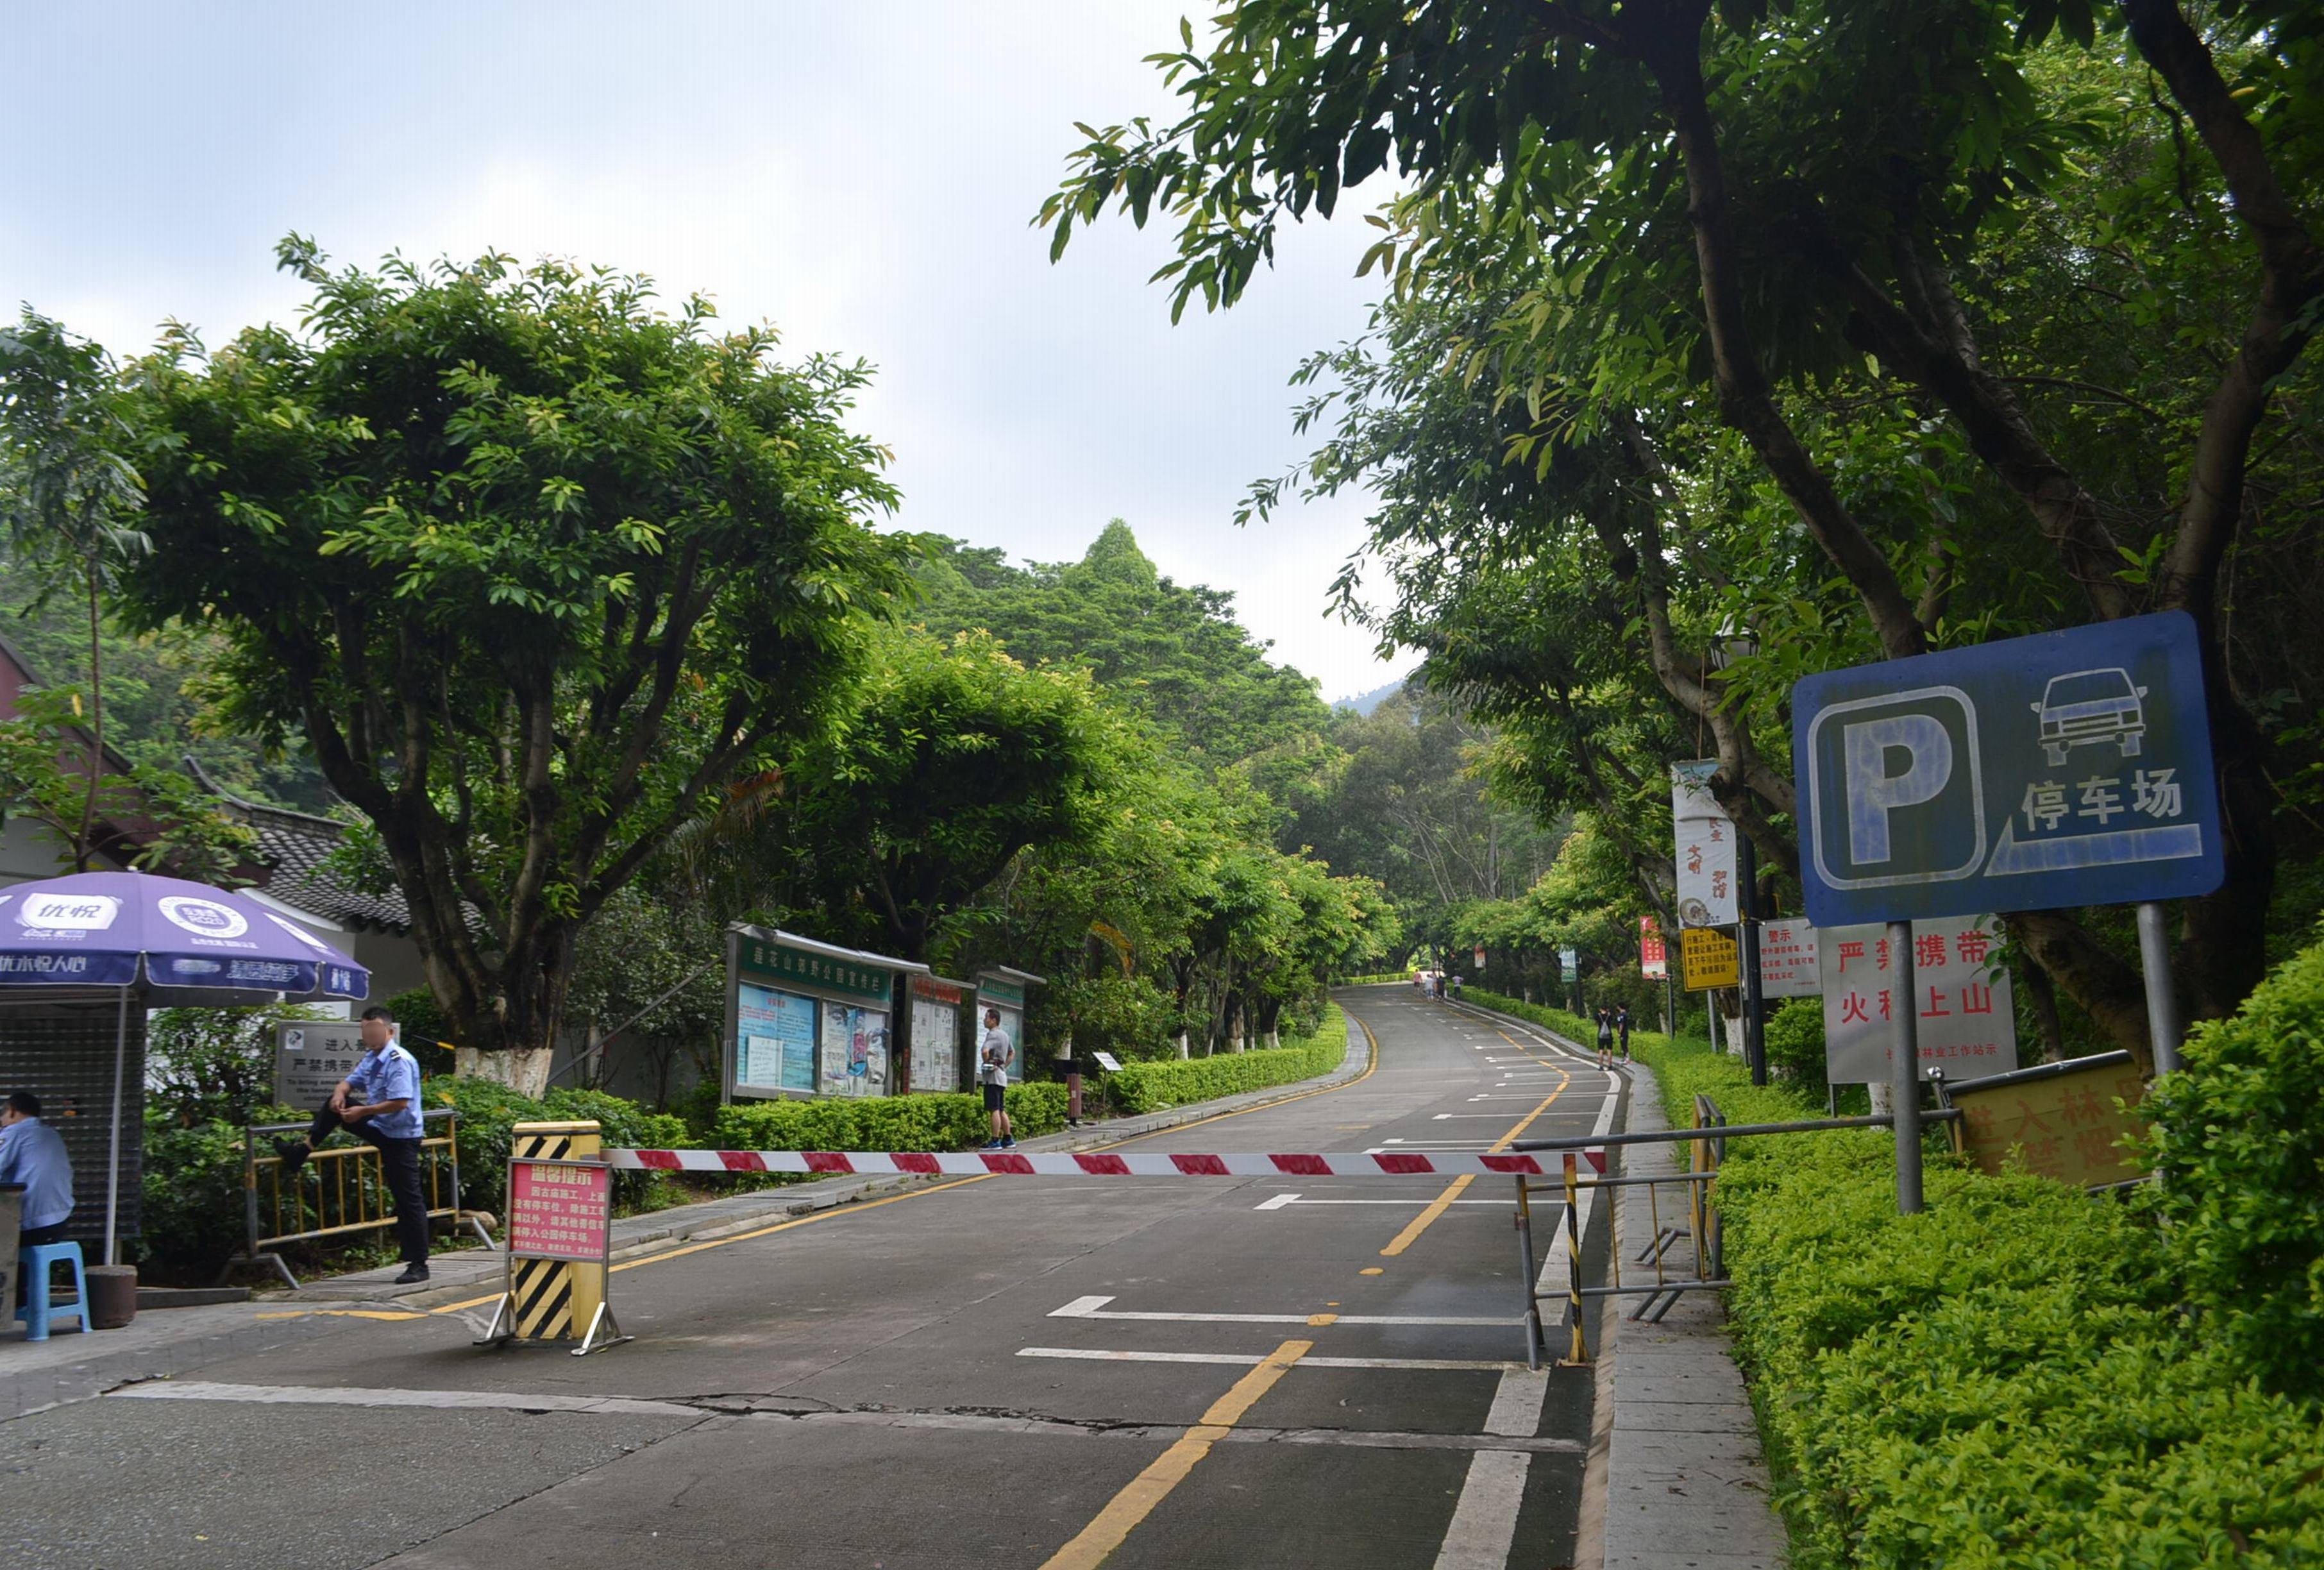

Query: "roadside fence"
left=226, top=1106, right=494, bottom=1288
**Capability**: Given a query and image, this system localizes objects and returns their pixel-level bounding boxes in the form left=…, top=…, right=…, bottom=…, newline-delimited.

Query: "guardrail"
left=1507, top=1097, right=1964, bottom=1369
left=225, top=1106, right=494, bottom=1289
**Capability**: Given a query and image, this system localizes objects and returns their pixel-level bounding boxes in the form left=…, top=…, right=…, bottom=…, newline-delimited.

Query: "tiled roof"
left=185, top=759, right=411, bottom=933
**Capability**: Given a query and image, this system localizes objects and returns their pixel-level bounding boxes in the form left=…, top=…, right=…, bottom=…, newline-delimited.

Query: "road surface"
left=5, top=988, right=1625, bottom=1570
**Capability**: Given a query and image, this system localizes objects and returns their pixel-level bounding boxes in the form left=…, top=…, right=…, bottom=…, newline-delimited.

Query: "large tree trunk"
left=454, top=1045, right=557, bottom=1099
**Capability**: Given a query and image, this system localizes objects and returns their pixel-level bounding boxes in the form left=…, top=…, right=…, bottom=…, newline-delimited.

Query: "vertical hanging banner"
left=1756, top=921, right=1821, bottom=998
left=1817, top=913, right=2017, bottom=1084
left=1671, top=760, right=1738, bottom=927
left=1638, top=918, right=1667, bottom=980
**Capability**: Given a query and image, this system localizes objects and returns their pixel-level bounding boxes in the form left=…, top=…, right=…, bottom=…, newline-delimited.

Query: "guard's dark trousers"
left=299, top=1107, right=430, bottom=1265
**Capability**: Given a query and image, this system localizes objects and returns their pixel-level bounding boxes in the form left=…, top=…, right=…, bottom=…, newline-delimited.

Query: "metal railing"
left=226, top=1106, right=493, bottom=1289
left=1507, top=1095, right=1962, bottom=1369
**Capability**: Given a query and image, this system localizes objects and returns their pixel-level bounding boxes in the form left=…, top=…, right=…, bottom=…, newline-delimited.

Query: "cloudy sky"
left=1, top=3, right=1408, bottom=702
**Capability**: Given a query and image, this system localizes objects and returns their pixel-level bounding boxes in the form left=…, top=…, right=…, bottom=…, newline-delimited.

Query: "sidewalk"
left=1, top=1019, right=1372, bottom=1421
left=1440, top=999, right=1787, bottom=1570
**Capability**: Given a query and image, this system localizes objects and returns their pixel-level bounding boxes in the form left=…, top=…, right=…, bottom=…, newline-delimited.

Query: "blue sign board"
left=1794, top=611, right=2223, bottom=926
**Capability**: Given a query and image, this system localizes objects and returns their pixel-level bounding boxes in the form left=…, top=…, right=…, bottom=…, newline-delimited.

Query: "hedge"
left=1101, top=1006, right=1351, bottom=1115
left=423, top=1075, right=689, bottom=1217
left=1458, top=984, right=2324, bottom=1567
left=711, top=1082, right=1070, bottom=1156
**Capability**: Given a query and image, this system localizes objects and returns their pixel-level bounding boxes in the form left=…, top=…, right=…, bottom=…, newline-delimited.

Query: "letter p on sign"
left=1844, top=714, right=1952, bottom=864
left=1805, top=686, right=1984, bottom=893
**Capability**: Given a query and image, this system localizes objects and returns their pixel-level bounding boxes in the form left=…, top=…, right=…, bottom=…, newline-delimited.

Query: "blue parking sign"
left=1794, top=611, right=2223, bottom=925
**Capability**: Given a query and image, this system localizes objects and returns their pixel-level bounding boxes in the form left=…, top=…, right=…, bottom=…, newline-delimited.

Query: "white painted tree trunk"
left=1264, top=1029, right=1280, bottom=1051
left=1868, top=1080, right=1893, bottom=1116
left=1175, top=1033, right=1190, bottom=1060
left=455, top=1045, right=555, bottom=1100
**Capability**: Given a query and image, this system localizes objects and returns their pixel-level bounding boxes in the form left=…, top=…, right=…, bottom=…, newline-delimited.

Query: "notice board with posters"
left=1817, top=914, right=2017, bottom=1085
left=907, top=976, right=964, bottom=1094
left=1949, top=1051, right=2148, bottom=1187
left=724, top=927, right=921, bottom=1102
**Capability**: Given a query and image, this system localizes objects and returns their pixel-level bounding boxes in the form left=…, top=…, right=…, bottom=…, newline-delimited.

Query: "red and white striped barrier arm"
left=605, top=1149, right=1605, bottom=1177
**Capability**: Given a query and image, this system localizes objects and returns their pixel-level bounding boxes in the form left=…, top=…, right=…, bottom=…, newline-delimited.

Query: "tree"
left=909, top=523, right=1332, bottom=768
left=1048, top=2, right=2324, bottom=1065
left=110, top=242, right=907, bottom=1090
left=0, top=312, right=153, bottom=868
left=707, top=627, right=1127, bottom=962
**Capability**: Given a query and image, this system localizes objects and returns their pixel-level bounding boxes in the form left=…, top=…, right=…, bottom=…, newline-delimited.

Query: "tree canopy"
left=107, top=242, right=911, bottom=1080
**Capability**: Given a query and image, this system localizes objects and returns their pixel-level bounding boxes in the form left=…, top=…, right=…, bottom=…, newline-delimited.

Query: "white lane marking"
left=1020, top=1347, right=1529, bottom=1372
left=1433, top=1449, right=1533, bottom=1569
left=1483, top=1367, right=1549, bottom=1437
left=1434, top=1113, right=1528, bottom=1120
left=1254, top=1192, right=1300, bottom=1210
left=1050, top=1296, right=1513, bottom=1327
left=110, top=1381, right=698, bottom=1418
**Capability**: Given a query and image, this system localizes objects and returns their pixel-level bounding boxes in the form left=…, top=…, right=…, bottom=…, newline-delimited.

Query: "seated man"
left=0, top=1090, right=75, bottom=1248
left=275, top=1006, right=432, bottom=1284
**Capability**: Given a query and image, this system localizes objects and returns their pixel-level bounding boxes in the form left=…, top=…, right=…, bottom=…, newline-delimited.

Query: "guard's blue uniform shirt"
left=346, top=1042, right=425, bottom=1139
left=0, top=1117, right=74, bottom=1229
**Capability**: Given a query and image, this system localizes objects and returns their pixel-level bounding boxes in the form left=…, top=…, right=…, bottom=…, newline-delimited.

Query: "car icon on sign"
left=2030, top=668, right=2148, bottom=766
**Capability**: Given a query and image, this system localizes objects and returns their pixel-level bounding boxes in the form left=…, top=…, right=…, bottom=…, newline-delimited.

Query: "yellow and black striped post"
left=487, top=1120, right=604, bottom=1346
left=1558, top=1152, right=1590, bottom=1367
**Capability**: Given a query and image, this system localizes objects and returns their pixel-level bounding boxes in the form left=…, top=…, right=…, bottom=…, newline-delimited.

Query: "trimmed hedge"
left=711, top=1082, right=1070, bottom=1155
left=1102, top=1006, right=1351, bottom=1115
left=1459, top=988, right=2324, bottom=1567
left=424, top=1074, right=690, bottom=1215
left=2145, top=933, right=2324, bottom=1402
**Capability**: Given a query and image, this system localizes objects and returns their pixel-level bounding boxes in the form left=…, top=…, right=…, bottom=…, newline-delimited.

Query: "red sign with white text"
left=1639, top=916, right=1667, bottom=980
left=508, top=1158, right=612, bottom=1262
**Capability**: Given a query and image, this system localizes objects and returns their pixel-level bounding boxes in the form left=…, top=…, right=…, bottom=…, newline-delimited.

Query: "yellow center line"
left=426, top=1009, right=1389, bottom=1315
left=1379, top=1061, right=1570, bottom=1259
left=1038, top=1339, right=1315, bottom=1570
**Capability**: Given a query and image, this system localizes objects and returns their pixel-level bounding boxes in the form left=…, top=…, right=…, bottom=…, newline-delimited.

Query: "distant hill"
left=1333, top=675, right=1410, bottom=716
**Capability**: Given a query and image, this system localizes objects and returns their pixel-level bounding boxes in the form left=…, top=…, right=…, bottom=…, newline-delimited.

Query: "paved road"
left=6, top=989, right=1625, bottom=1570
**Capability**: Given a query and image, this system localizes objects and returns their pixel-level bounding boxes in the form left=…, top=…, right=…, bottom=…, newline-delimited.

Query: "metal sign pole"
left=2135, top=902, right=2183, bottom=1074
left=1738, top=832, right=1767, bottom=1086
left=1889, top=920, right=1923, bottom=1213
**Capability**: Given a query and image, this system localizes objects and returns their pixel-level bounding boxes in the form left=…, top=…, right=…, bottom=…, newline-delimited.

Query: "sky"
left=0, top=3, right=1408, bottom=702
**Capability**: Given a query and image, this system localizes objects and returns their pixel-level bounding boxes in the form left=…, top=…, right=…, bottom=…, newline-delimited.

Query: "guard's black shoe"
left=272, top=1138, right=310, bottom=1174
left=393, top=1264, right=430, bottom=1285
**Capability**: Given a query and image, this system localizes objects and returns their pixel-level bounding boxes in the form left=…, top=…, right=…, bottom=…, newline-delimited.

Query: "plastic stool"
left=17, top=1240, right=88, bottom=1340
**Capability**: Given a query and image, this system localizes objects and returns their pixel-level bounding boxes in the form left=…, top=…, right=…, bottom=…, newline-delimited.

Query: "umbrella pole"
left=106, top=985, right=129, bottom=1266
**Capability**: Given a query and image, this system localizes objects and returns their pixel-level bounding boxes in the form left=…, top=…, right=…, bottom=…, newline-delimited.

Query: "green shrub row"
left=1461, top=984, right=2324, bottom=1567
left=423, top=1075, right=690, bottom=1217
left=1102, top=1006, right=1351, bottom=1115
left=710, top=1082, right=1070, bottom=1156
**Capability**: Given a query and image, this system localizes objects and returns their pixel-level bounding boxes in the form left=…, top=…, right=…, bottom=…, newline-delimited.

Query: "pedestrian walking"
left=274, top=1005, right=432, bottom=1283
left=1595, top=1006, right=1614, bottom=1070
left=978, top=1007, right=1017, bottom=1151
left=0, top=1091, right=74, bottom=1249
left=1616, top=1004, right=1633, bottom=1061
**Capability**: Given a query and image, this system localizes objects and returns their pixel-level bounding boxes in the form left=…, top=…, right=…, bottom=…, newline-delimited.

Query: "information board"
left=1817, top=913, right=2017, bottom=1085
left=1680, top=927, right=1740, bottom=992
left=909, top=982, right=961, bottom=1095
left=1756, top=922, right=1820, bottom=998
left=507, top=1158, right=611, bottom=1263
left=820, top=1004, right=890, bottom=1097
left=1794, top=611, right=2223, bottom=925
left=736, top=983, right=817, bottom=1095
left=274, top=1020, right=366, bottom=1111
left=1949, top=1053, right=2148, bottom=1188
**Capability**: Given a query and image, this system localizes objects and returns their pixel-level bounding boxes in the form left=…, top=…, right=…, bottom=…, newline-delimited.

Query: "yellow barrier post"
left=479, top=1120, right=607, bottom=1349
left=1558, top=1152, right=1590, bottom=1367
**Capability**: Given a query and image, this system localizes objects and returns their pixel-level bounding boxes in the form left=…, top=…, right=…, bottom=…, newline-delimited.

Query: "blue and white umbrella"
left=0, top=871, right=372, bottom=1262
